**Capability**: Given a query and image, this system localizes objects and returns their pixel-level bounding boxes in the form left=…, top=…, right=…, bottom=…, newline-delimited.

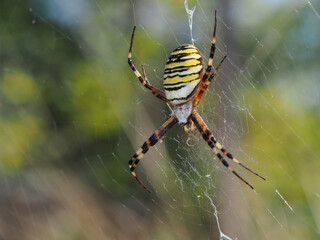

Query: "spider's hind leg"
left=129, top=116, right=178, bottom=193
left=190, top=110, right=265, bottom=189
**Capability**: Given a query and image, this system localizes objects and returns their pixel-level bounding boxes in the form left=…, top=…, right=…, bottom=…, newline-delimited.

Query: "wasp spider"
left=128, top=11, right=265, bottom=193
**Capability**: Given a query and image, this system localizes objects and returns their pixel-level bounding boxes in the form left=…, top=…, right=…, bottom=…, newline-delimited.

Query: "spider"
left=128, top=11, right=265, bottom=193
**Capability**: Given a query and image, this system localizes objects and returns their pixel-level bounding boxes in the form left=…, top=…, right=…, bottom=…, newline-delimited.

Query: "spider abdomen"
left=163, top=44, right=204, bottom=105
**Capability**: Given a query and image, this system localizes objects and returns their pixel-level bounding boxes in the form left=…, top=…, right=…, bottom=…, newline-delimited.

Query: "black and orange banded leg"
left=128, top=26, right=170, bottom=104
left=196, top=10, right=217, bottom=95
left=193, top=55, right=227, bottom=107
left=190, top=110, right=265, bottom=189
left=129, top=116, right=178, bottom=193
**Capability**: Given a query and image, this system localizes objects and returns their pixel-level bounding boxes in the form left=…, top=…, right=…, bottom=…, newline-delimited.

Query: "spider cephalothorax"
left=127, top=11, right=265, bottom=193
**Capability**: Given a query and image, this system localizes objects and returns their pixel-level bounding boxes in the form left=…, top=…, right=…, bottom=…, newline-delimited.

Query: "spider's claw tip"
left=256, top=172, right=266, bottom=181
left=143, top=186, right=151, bottom=193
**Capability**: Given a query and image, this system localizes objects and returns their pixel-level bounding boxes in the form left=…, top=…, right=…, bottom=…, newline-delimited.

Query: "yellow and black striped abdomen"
left=163, top=44, right=204, bottom=105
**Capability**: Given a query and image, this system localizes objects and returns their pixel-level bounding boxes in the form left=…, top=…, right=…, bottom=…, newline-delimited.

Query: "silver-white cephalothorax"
left=173, top=101, right=193, bottom=124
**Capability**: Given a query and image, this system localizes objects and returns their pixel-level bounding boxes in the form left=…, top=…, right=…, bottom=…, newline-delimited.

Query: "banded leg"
left=193, top=55, right=227, bottom=106
left=129, top=116, right=178, bottom=193
left=190, top=110, right=265, bottom=189
left=196, top=10, right=218, bottom=96
left=192, top=110, right=265, bottom=180
left=184, top=120, right=196, bottom=132
left=128, top=26, right=170, bottom=104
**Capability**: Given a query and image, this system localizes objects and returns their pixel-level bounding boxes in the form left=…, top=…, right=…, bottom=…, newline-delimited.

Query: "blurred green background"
left=0, top=0, right=320, bottom=239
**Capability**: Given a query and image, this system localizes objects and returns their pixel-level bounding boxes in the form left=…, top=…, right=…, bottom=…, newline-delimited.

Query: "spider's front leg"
left=128, top=26, right=170, bottom=104
left=192, top=10, right=227, bottom=107
left=129, top=116, right=178, bottom=193
left=193, top=55, right=227, bottom=107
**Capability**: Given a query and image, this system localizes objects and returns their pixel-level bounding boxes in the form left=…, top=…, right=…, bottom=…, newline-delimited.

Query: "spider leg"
left=203, top=10, right=218, bottom=80
left=192, top=110, right=265, bottom=180
left=193, top=55, right=227, bottom=107
left=184, top=120, right=196, bottom=132
left=209, top=137, right=266, bottom=180
left=190, top=110, right=265, bottom=189
left=141, top=64, right=148, bottom=81
left=128, top=26, right=170, bottom=104
left=129, top=116, right=178, bottom=193
left=195, top=10, right=217, bottom=99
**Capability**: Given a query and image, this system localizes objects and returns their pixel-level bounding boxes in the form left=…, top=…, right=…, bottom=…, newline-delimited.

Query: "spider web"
left=0, top=0, right=320, bottom=239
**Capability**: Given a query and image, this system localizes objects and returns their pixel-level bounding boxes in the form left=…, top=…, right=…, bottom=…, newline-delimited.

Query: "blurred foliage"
left=241, top=85, right=320, bottom=239
left=67, top=62, right=132, bottom=134
left=0, top=0, right=319, bottom=239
